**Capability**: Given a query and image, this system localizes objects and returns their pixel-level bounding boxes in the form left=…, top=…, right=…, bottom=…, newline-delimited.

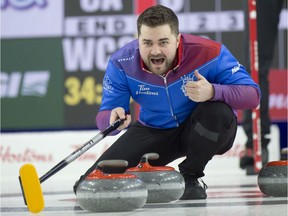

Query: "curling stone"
left=126, top=153, right=185, bottom=203
left=258, top=160, right=288, bottom=197
left=76, top=160, right=147, bottom=212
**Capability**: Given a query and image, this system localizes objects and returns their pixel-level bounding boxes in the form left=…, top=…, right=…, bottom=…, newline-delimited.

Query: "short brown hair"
left=137, top=5, right=179, bottom=36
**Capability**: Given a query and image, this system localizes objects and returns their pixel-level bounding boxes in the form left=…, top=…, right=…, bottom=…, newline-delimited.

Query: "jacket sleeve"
left=95, top=60, right=131, bottom=132
left=211, top=84, right=260, bottom=110
left=210, top=45, right=261, bottom=110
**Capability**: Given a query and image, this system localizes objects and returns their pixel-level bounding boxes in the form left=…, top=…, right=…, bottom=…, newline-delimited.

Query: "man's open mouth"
left=151, top=58, right=165, bottom=65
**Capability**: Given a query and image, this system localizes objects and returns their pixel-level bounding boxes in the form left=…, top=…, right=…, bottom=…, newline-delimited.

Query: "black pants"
left=81, top=102, right=237, bottom=179
left=242, top=0, right=284, bottom=149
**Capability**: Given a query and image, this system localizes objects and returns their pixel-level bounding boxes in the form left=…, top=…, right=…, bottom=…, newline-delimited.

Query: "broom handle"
left=39, top=119, right=123, bottom=183
left=248, top=0, right=262, bottom=172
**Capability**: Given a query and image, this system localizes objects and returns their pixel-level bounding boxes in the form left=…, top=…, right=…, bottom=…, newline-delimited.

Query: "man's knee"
left=195, top=102, right=235, bottom=129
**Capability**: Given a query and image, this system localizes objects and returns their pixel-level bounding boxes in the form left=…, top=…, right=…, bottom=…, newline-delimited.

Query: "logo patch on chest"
left=136, top=85, right=159, bottom=96
left=181, top=74, right=195, bottom=96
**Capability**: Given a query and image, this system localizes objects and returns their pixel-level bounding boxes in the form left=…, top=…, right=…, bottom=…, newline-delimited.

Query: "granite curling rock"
left=76, top=160, right=147, bottom=212
left=126, top=153, right=185, bottom=203
left=258, top=160, right=288, bottom=197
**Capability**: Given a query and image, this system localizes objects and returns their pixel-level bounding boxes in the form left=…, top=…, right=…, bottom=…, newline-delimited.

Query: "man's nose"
left=150, top=45, right=161, bottom=55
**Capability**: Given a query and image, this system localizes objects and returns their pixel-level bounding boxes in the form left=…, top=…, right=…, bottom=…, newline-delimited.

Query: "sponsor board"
left=1, top=0, right=63, bottom=38
left=1, top=39, right=64, bottom=130
left=62, top=0, right=135, bottom=128
left=269, top=69, right=288, bottom=121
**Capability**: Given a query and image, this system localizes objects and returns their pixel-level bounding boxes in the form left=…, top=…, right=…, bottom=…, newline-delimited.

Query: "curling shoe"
left=239, top=147, right=269, bottom=175
left=179, top=174, right=207, bottom=200
left=239, top=148, right=254, bottom=170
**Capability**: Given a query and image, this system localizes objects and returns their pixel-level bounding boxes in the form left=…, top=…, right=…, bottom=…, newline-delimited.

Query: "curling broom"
left=248, top=0, right=262, bottom=172
left=18, top=118, right=123, bottom=213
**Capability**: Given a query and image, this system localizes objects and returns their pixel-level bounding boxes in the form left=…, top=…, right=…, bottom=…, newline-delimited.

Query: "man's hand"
left=185, top=70, right=214, bottom=102
left=110, top=107, right=131, bottom=130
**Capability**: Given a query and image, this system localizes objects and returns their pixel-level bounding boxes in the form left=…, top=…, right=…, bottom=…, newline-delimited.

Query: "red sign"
left=268, top=69, right=287, bottom=121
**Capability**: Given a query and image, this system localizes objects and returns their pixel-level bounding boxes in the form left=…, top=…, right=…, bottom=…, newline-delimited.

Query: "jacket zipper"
left=163, top=76, right=179, bottom=127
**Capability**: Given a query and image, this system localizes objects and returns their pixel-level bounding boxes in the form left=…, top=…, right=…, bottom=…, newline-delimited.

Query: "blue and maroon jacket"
left=97, top=34, right=260, bottom=130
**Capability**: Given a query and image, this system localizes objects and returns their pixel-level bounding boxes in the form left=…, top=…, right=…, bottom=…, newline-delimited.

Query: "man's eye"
left=160, top=41, right=168, bottom=46
left=144, top=42, right=151, bottom=46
